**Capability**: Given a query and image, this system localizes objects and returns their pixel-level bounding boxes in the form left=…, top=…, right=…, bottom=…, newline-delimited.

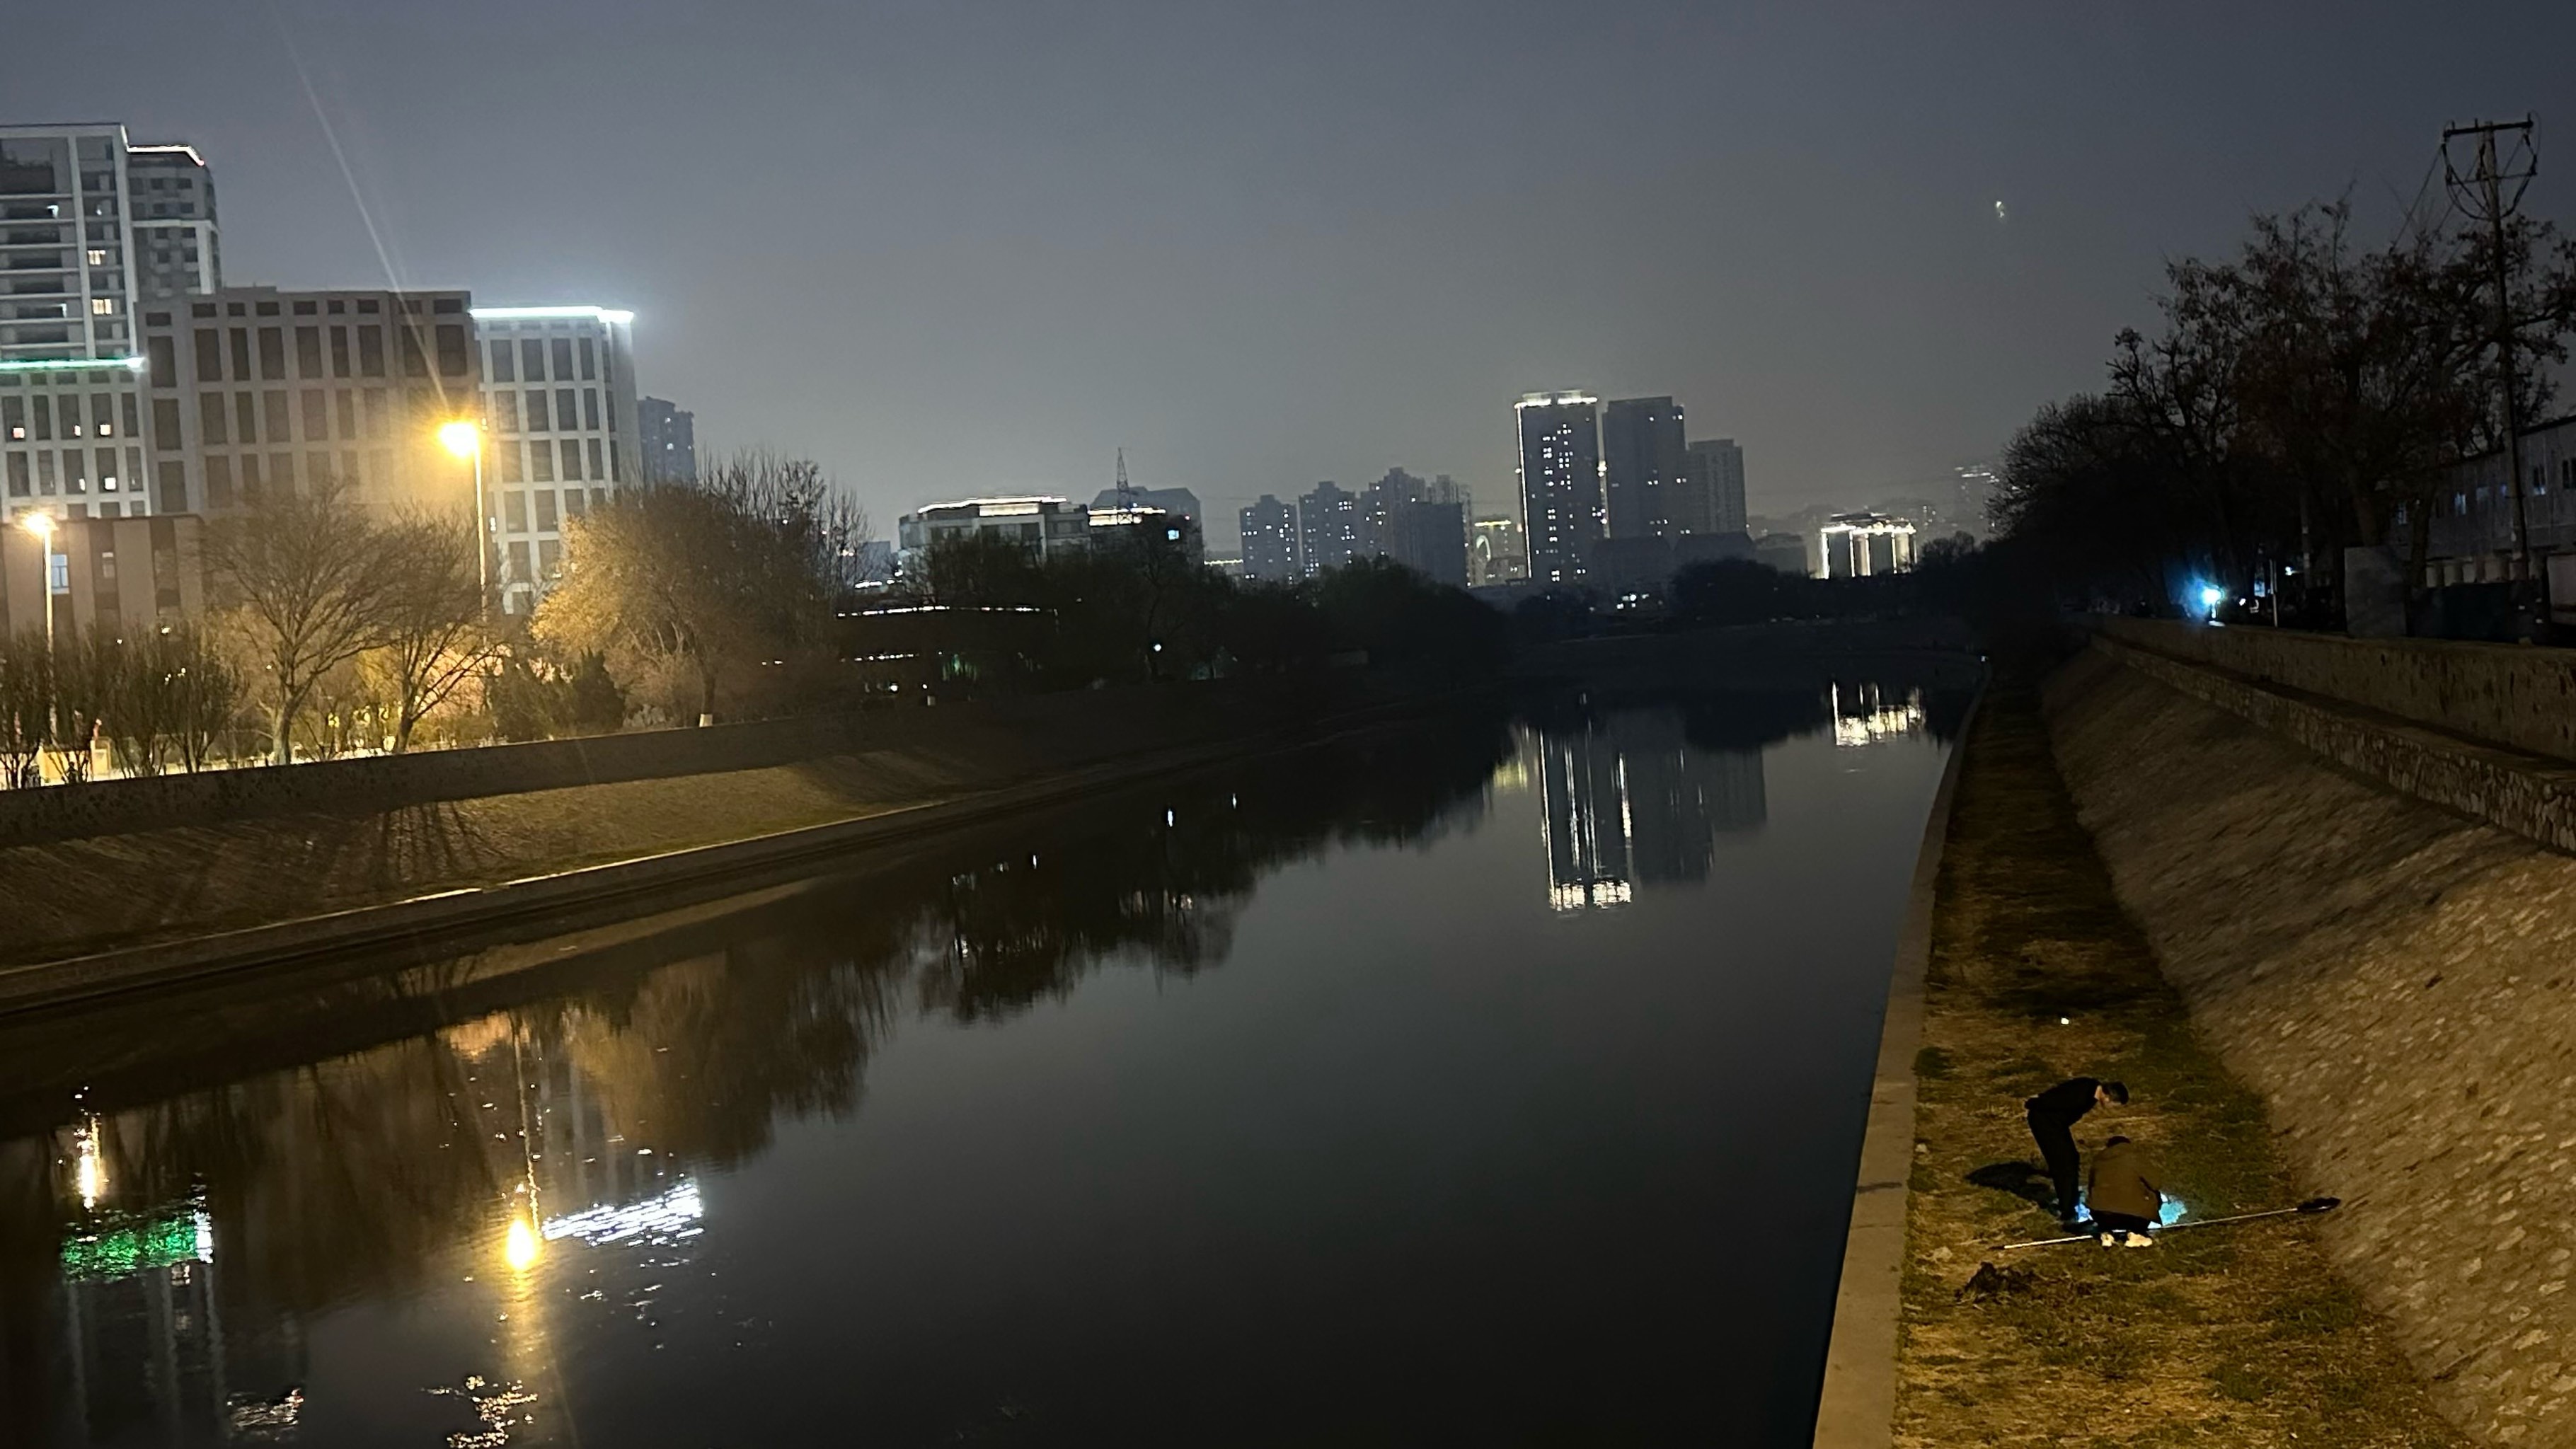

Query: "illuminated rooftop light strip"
left=0, top=355, right=149, bottom=374
left=128, top=144, right=209, bottom=165
left=1514, top=393, right=1599, bottom=409
left=468, top=306, right=636, bottom=325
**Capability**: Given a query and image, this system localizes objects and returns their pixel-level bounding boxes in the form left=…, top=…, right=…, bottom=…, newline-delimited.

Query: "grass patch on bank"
left=1891, top=677, right=2463, bottom=1449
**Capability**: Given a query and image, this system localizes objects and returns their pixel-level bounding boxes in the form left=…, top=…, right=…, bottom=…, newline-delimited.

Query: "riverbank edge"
left=1877, top=671, right=2468, bottom=1446
left=0, top=690, right=1468, bottom=1018
left=1810, top=681, right=1983, bottom=1449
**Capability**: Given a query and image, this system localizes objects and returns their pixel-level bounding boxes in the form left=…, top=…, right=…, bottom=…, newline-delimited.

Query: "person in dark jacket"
left=2086, top=1136, right=2161, bottom=1247
left=2025, top=1076, right=2127, bottom=1223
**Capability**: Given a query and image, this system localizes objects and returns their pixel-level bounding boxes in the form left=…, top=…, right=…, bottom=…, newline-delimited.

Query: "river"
left=3, top=676, right=1960, bottom=1446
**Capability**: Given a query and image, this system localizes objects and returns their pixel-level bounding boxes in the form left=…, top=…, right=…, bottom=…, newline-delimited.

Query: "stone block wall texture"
left=2048, top=651, right=2576, bottom=1446
left=2093, top=635, right=2576, bottom=858
left=2097, top=616, right=2576, bottom=764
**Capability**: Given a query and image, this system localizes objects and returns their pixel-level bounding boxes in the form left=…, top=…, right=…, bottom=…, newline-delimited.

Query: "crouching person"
left=2087, top=1135, right=2161, bottom=1247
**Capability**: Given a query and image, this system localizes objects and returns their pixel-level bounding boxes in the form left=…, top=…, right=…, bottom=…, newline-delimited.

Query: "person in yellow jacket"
left=2086, top=1136, right=2162, bottom=1247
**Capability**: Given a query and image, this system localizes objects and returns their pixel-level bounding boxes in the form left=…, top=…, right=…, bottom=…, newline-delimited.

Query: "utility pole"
left=2442, top=117, right=2538, bottom=579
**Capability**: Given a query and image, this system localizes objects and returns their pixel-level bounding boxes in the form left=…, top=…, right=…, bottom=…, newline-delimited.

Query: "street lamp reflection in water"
left=504, top=1215, right=541, bottom=1272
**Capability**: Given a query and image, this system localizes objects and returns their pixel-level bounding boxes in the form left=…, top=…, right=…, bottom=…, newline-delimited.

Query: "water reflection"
left=2, top=679, right=1963, bottom=1445
left=1829, top=680, right=1930, bottom=748
left=1526, top=710, right=1767, bottom=912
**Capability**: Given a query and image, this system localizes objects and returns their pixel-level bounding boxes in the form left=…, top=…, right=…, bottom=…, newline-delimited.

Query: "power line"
left=2442, top=115, right=2539, bottom=579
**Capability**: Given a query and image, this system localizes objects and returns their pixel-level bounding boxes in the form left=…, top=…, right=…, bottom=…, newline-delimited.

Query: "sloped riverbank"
left=2042, top=645, right=2576, bottom=1446
left=1887, top=671, right=2458, bottom=1448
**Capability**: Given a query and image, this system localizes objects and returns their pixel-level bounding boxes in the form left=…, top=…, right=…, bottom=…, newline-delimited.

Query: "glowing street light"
left=16, top=512, right=59, bottom=651
left=439, top=420, right=490, bottom=613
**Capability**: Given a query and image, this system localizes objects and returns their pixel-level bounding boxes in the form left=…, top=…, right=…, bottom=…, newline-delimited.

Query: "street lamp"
left=438, top=420, right=489, bottom=612
left=16, top=512, right=57, bottom=652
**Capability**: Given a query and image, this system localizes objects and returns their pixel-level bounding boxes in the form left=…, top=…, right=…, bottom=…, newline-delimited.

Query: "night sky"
left=18, top=1, right=2574, bottom=543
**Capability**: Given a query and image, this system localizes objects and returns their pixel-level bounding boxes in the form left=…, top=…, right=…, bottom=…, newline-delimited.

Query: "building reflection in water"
left=30, top=1113, right=303, bottom=1447
left=1, top=707, right=1517, bottom=1446
left=1524, top=705, right=1767, bottom=913
left=1829, top=681, right=1927, bottom=748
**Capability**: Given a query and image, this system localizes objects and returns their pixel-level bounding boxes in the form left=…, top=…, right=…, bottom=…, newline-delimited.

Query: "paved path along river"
left=3, top=682, right=1954, bottom=1445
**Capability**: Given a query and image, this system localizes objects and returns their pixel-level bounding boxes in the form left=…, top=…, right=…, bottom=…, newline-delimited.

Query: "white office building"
left=2, top=123, right=219, bottom=524
left=1818, top=512, right=1917, bottom=577
left=471, top=305, right=641, bottom=615
left=139, top=286, right=480, bottom=519
left=896, top=496, right=1092, bottom=572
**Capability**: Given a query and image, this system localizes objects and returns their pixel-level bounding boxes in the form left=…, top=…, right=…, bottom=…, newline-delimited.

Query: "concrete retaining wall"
left=2092, top=635, right=2576, bottom=858
left=2096, top=616, right=2576, bottom=764
left=0, top=679, right=1364, bottom=848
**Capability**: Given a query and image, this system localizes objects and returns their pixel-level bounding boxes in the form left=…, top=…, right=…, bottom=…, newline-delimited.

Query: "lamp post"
left=438, top=420, right=489, bottom=614
left=16, top=512, right=60, bottom=763
left=16, top=512, right=57, bottom=652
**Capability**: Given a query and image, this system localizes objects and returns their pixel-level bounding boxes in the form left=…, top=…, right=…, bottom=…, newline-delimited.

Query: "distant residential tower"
left=1514, top=392, right=1604, bottom=585
left=639, top=396, right=696, bottom=482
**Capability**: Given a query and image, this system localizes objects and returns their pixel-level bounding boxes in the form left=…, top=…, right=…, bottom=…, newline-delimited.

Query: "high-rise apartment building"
left=1239, top=493, right=1299, bottom=582
left=1298, top=480, right=1359, bottom=577
left=1601, top=397, right=1684, bottom=540
left=638, top=396, right=696, bottom=482
left=1359, top=468, right=1467, bottom=587
left=1675, top=438, right=1747, bottom=536
left=472, top=305, right=641, bottom=614
left=1514, top=392, right=1602, bottom=585
left=125, top=144, right=219, bottom=298
left=1, top=123, right=218, bottom=524
left=138, top=286, right=480, bottom=520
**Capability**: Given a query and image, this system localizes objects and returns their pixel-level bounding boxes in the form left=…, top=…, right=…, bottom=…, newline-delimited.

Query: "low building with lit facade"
left=0, top=512, right=205, bottom=637
left=2413, top=414, right=2576, bottom=606
left=471, top=305, right=642, bottom=614
left=897, top=496, right=1093, bottom=571
left=1471, top=516, right=1527, bottom=586
left=1817, top=512, right=1916, bottom=577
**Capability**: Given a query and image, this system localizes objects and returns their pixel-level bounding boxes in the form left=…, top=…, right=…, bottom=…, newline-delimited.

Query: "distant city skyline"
left=11, top=4, right=2568, bottom=550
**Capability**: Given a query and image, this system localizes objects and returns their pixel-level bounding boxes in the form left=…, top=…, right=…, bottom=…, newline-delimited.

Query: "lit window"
left=91, top=298, right=116, bottom=315
left=86, top=249, right=107, bottom=265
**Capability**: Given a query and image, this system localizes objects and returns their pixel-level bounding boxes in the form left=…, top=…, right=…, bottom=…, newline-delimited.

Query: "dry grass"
left=1893, top=679, right=2464, bottom=1448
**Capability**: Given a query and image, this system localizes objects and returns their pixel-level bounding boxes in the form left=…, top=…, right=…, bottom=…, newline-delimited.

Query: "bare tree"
left=536, top=451, right=845, bottom=721
left=0, top=630, right=52, bottom=788
left=201, top=475, right=404, bottom=763
left=365, top=509, right=500, bottom=752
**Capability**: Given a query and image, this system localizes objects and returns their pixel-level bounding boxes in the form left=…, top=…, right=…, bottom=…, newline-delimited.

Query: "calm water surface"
left=4, top=682, right=1955, bottom=1445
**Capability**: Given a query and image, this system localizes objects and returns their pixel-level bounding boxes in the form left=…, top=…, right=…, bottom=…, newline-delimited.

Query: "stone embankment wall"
left=0, top=675, right=1427, bottom=968
left=0, top=676, right=1384, bottom=848
left=2049, top=646, right=2576, bottom=1446
left=2098, top=616, right=2576, bottom=763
